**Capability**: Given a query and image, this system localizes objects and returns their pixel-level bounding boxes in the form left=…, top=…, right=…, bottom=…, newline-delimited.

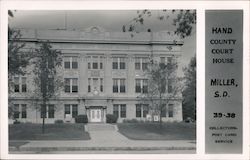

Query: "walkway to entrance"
left=86, top=123, right=130, bottom=146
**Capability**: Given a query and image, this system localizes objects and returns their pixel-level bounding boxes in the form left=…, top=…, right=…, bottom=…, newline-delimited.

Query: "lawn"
left=9, top=123, right=90, bottom=140
left=118, top=122, right=196, bottom=140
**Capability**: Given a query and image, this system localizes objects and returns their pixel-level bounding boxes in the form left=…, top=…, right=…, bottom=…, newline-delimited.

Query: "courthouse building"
left=9, top=26, right=183, bottom=123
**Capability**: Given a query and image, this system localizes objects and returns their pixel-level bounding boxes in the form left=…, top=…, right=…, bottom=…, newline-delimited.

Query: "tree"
left=182, top=55, right=196, bottom=121
left=8, top=29, right=29, bottom=78
left=8, top=10, right=31, bottom=118
left=32, top=42, right=62, bottom=133
left=123, top=10, right=196, bottom=38
left=8, top=10, right=30, bottom=78
left=138, top=59, right=181, bottom=126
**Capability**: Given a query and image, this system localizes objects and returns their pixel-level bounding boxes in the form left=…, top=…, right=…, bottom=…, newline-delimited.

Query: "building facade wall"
left=9, top=27, right=183, bottom=123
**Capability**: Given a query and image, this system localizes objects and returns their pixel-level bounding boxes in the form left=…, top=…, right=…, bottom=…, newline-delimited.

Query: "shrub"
left=123, top=118, right=139, bottom=123
left=184, top=117, right=195, bottom=123
left=106, top=114, right=118, bottom=123
left=54, top=119, right=64, bottom=124
left=75, top=115, right=88, bottom=123
left=13, top=120, right=21, bottom=124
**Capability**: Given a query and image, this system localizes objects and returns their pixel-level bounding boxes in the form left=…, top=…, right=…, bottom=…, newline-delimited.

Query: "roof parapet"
left=14, top=28, right=184, bottom=45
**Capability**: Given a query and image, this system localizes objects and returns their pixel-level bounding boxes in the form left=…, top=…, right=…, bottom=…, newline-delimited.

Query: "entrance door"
left=90, top=109, right=102, bottom=122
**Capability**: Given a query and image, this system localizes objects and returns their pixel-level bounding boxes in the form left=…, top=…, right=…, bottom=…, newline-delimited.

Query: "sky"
left=9, top=10, right=196, bottom=75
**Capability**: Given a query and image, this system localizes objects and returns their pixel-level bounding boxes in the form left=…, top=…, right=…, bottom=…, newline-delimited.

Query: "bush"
left=75, top=115, right=88, bottom=123
left=13, top=120, right=21, bottom=124
left=184, top=117, right=195, bottom=123
left=54, top=119, right=64, bottom=124
left=106, top=114, right=118, bottom=123
left=123, top=119, right=140, bottom=123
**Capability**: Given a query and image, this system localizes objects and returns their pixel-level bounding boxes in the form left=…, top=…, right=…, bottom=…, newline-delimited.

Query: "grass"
left=9, top=123, right=90, bottom=140
left=118, top=122, right=196, bottom=140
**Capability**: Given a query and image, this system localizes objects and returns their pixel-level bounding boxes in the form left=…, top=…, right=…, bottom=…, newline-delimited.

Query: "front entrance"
left=90, top=109, right=102, bottom=122
left=86, top=106, right=107, bottom=123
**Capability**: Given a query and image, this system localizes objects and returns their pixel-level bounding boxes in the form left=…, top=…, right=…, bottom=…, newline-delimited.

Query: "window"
left=64, top=57, right=78, bottom=69
left=113, top=79, right=126, bottom=93
left=168, top=104, right=174, bottom=117
left=135, top=57, right=149, bottom=71
left=136, top=104, right=149, bottom=118
left=14, top=77, right=27, bottom=93
left=64, top=57, right=71, bottom=69
left=120, top=79, right=126, bottom=93
left=21, top=104, right=27, bottom=118
left=12, top=104, right=27, bottom=119
left=14, top=77, right=20, bottom=92
left=120, top=104, right=126, bottom=118
left=72, top=104, right=78, bottom=118
left=40, top=104, right=47, bottom=118
left=113, top=79, right=118, bottom=93
left=88, top=56, right=104, bottom=70
left=93, top=78, right=98, bottom=86
left=88, top=78, right=91, bottom=92
left=167, top=57, right=173, bottom=69
left=114, top=104, right=126, bottom=118
left=161, top=104, right=167, bottom=117
left=88, top=62, right=91, bottom=69
left=168, top=79, right=173, bottom=93
left=143, top=104, right=149, bottom=117
left=39, top=104, right=55, bottom=119
left=135, top=58, right=140, bottom=70
left=92, top=62, right=98, bottom=69
left=135, top=79, right=141, bottom=93
left=72, top=78, right=78, bottom=93
left=100, top=62, right=103, bottom=69
left=48, top=105, right=55, bottom=118
left=113, top=57, right=126, bottom=69
left=100, top=78, right=103, bottom=92
left=135, top=79, right=148, bottom=93
left=14, top=104, right=19, bottom=119
left=120, top=57, right=126, bottom=69
left=160, top=57, right=166, bottom=69
left=88, top=78, right=104, bottom=93
left=64, top=104, right=78, bottom=118
left=21, top=77, right=27, bottom=92
left=142, top=58, right=148, bottom=71
left=160, top=57, right=165, bottom=64
left=64, top=78, right=78, bottom=93
left=142, top=79, right=148, bottom=93
left=64, top=78, right=71, bottom=93
left=167, top=57, right=172, bottom=65
left=64, top=104, right=71, bottom=118
left=136, top=104, right=141, bottom=118
left=112, top=57, right=118, bottom=69
left=100, top=56, right=104, bottom=69
left=113, top=104, right=119, bottom=118
left=72, top=57, right=78, bottom=69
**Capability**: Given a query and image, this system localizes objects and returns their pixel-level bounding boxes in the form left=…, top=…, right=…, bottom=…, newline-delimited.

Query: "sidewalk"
left=9, top=124, right=196, bottom=153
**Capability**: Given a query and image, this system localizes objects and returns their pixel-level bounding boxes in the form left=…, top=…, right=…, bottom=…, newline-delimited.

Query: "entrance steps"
left=86, top=123, right=117, bottom=132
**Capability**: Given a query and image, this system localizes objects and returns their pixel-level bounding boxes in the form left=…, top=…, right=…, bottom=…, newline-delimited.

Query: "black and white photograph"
left=1, top=0, right=249, bottom=160
left=7, top=10, right=197, bottom=154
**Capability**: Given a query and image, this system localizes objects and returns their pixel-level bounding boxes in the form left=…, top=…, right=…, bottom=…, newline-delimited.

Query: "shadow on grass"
left=9, top=141, right=29, bottom=148
left=118, top=122, right=196, bottom=140
left=9, top=123, right=90, bottom=141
